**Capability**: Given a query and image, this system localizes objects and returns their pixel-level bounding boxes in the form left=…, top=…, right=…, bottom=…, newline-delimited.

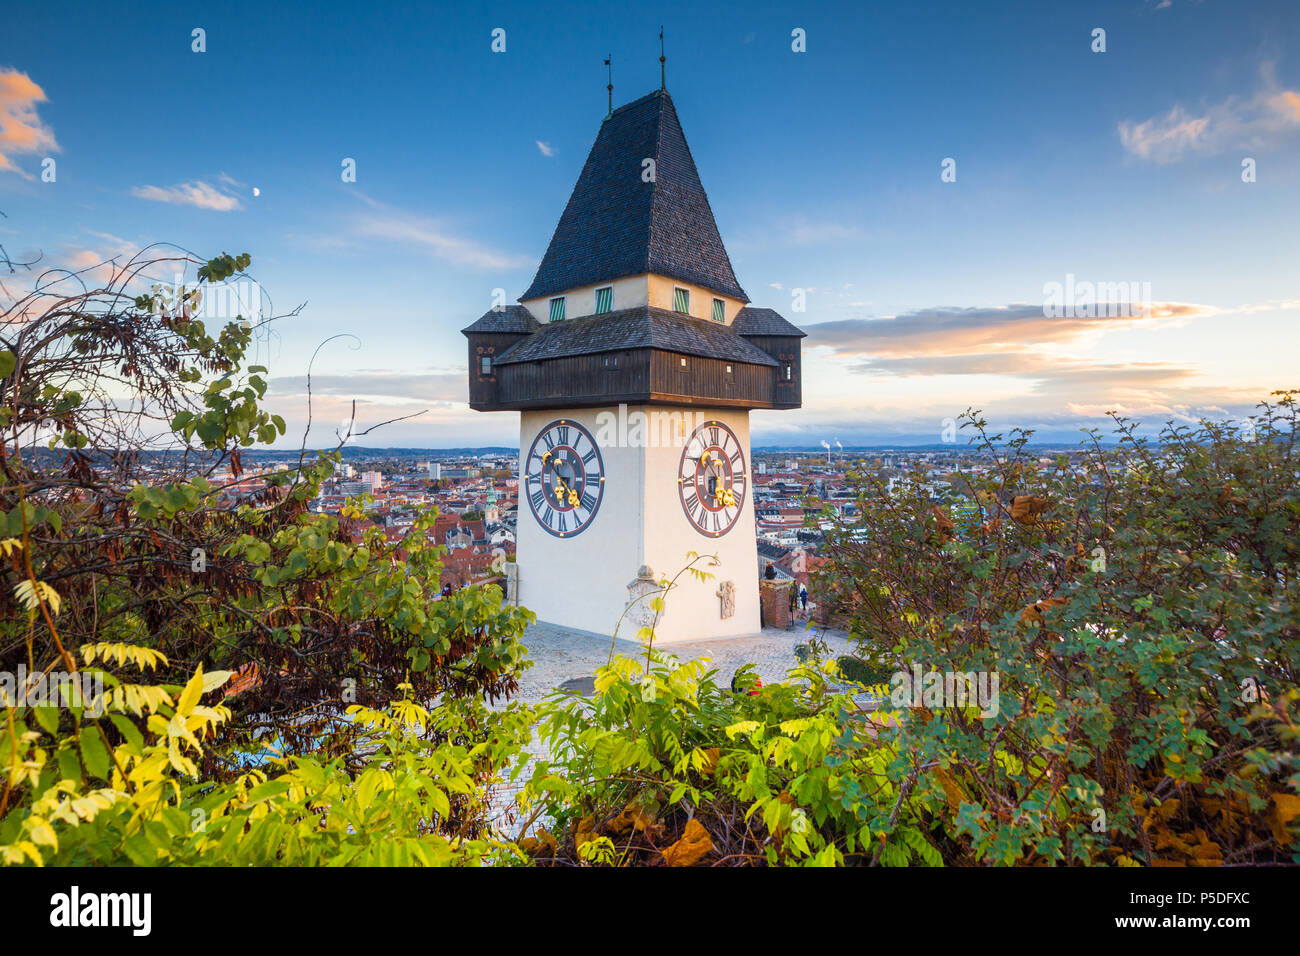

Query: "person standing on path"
left=799, top=583, right=808, bottom=614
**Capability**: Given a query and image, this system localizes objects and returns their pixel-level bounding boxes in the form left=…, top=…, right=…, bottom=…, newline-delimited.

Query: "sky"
left=1, top=0, right=1298, bottom=448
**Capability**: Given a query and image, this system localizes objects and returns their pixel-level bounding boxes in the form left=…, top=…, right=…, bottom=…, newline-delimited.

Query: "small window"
left=783, top=363, right=793, bottom=381
left=479, top=356, right=492, bottom=375
left=712, top=298, right=725, bottom=323
left=725, top=364, right=733, bottom=374
left=595, top=286, right=613, bottom=314
left=673, top=287, right=690, bottom=314
left=679, top=357, right=688, bottom=368
left=548, top=297, right=566, bottom=322
left=603, top=354, right=619, bottom=369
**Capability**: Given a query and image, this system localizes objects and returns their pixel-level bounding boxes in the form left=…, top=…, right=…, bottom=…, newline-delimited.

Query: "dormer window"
left=712, top=298, right=725, bottom=323
left=548, top=296, right=566, bottom=322
left=595, top=286, right=613, bottom=314
left=673, top=287, right=690, bottom=315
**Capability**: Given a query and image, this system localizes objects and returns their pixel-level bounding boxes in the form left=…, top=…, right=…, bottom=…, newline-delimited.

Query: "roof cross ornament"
left=659, top=27, right=666, bottom=90
left=604, top=54, right=613, bottom=119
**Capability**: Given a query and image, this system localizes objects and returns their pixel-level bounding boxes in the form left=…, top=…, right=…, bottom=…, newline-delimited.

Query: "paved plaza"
left=514, top=616, right=857, bottom=702
left=489, top=615, right=860, bottom=833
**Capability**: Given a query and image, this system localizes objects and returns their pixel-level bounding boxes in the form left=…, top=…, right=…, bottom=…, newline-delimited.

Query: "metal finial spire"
left=659, top=27, right=666, bottom=90
left=604, top=55, right=613, bottom=118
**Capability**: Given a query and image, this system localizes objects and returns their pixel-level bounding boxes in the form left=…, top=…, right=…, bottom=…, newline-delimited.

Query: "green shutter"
left=673, top=288, right=690, bottom=314
left=595, top=287, right=613, bottom=314
left=712, top=298, right=725, bottom=322
left=549, top=297, right=565, bottom=322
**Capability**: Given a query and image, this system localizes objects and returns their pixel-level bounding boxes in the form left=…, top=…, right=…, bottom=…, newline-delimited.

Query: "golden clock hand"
left=555, top=475, right=578, bottom=508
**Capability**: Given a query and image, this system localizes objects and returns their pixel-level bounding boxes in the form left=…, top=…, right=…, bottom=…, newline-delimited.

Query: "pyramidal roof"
left=520, top=89, right=748, bottom=303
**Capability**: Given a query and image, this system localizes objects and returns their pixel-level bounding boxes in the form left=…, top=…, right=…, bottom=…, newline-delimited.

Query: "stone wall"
left=760, top=579, right=793, bottom=629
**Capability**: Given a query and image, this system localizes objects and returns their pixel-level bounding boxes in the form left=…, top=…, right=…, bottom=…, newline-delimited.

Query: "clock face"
left=678, top=420, right=747, bottom=537
left=523, top=419, right=606, bottom=538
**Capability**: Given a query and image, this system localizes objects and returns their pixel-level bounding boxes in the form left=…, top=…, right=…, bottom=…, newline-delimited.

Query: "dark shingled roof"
left=493, top=306, right=777, bottom=367
left=520, top=90, right=748, bottom=303
left=461, top=304, right=540, bottom=335
left=731, top=307, right=807, bottom=338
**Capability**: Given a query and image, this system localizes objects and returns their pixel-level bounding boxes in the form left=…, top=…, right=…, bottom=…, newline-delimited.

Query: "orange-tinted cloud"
left=853, top=352, right=1199, bottom=388
left=0, top=68, right=59, bottom=177
left=803, top=302, right=1209, bottom=359
left=1272, top=90, right=1300, bottom=122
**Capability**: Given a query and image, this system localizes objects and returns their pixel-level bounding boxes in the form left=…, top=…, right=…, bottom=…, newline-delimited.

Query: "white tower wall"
left=516, top=404, right=761, bottom=644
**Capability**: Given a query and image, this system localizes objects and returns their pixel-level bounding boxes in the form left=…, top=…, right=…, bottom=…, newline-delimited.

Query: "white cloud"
left=353, top=195, right=533, bottom=270
left=268, top=368, right=466, bottom=404
left=787, top=219, right=863, bottom=246
left=535, top=140, right=554, bottom=157
left=131, top=180, right=242, bottom=211
left=1119, top=70, right=1300, bottom=163
left=1118, top=105, right=1210, bottom=163
left=288, top=194, right=531, bottom=270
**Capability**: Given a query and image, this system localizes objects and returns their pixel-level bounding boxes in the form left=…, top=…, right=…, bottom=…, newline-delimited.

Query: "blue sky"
left=2, top=0, right=1298, bottom=447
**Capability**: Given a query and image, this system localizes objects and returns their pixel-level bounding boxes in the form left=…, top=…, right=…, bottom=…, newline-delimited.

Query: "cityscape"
left=201, top=442, right=1089, bottom=598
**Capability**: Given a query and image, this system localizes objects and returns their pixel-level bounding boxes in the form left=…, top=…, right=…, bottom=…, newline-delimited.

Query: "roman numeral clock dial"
left=678, top=420, right=747, bottom=537
left=524, top=419, right=606, bottom=538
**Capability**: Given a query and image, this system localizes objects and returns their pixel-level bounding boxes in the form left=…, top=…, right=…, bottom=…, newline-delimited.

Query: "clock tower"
left=463, top=89, right=804, bottom=643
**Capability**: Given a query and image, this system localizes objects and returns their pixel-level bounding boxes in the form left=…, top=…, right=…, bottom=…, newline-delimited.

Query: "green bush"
left=816, top=397, right=1300, bottom=865
left=519, top=650, right=941, bottom=866
left=0, top=248, right=534, bottom=865
left=835, top=655, right=892, bottom=685
left=0, top=649, right=534, bottom=865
